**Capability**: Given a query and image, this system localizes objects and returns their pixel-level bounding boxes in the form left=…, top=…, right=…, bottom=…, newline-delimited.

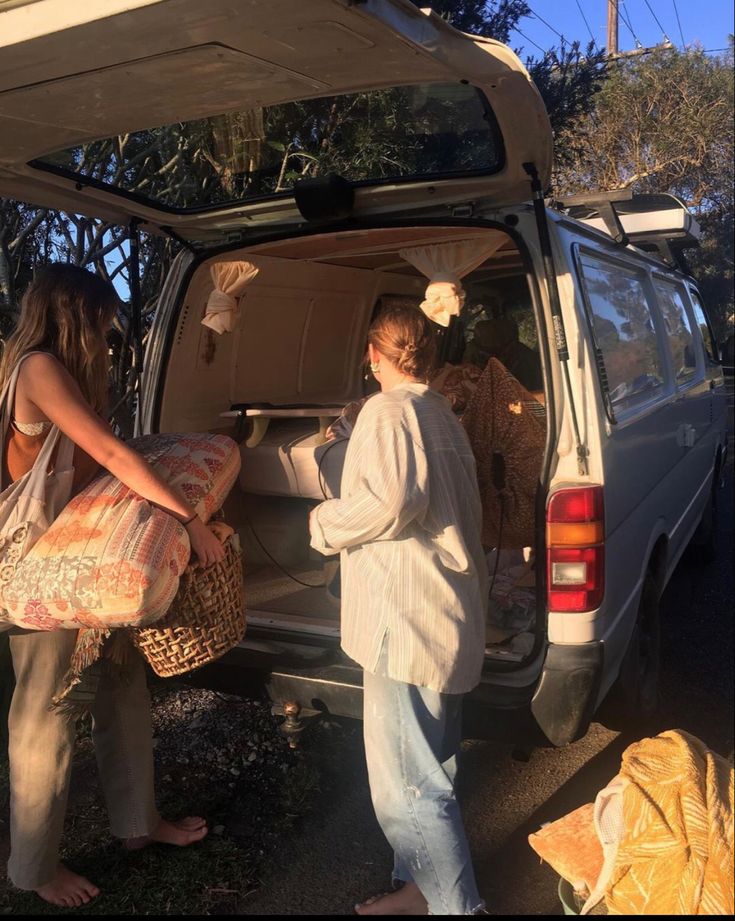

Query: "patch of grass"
left=0, top=687, right=322, bottom=915
left=1, top=834, right=254, bottom=916
left=279, top=753, right=321, bottom=818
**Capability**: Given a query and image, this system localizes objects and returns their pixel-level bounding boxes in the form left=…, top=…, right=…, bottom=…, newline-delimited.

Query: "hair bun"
left=367, top=303, right=438, bottom=381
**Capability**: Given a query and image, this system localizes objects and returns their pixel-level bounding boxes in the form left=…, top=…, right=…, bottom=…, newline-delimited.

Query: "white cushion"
left=239, top=420, right=347, bottom=499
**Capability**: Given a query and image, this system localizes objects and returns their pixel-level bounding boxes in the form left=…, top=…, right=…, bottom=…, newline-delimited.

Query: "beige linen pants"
left=7, top=629, right=160, bottom=890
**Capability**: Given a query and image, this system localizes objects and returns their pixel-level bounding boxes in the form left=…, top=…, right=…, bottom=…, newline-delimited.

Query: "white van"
left=0, top=0, right=728, bottom=746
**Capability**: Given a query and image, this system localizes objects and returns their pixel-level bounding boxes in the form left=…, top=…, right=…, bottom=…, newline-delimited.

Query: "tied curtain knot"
left=202, top=260, right=259, bottom=334
left=399, top=238, right=506, bottom=327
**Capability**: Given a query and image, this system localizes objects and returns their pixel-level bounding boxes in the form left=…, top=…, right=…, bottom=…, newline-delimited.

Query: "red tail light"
left=547, top=486, right=604, bottom=612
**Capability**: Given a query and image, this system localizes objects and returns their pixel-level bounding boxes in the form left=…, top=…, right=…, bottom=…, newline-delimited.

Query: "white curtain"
left=399, top=238, right=506, bottom=326
left=201, top=261, right=259, bottom=334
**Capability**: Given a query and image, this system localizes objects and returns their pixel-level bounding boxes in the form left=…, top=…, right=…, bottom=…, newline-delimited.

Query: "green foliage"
left=687, top=210, right=734, bottom=342
left=0, top=831, right=256, bottom=916
left=413, top=0, right=531, bottom=41
left=45, top=84, right=498, bottom=212
left=0, top=199, right=51, bottom=329
left=412, top=1, right=608, bottom=146
left=557, top=46, right=733, bottom=205
left=527, top=41, right=609, bottom=171
left=556, top=44, right=734, bottom=331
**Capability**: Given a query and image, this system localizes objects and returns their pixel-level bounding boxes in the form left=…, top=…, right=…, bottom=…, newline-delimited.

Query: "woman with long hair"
left=309, top=304, right=488, bottom=915
left=0, top=263, right=225, bottom=908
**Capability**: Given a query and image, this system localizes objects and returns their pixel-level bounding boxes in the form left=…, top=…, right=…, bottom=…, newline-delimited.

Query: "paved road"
left=239, top=410, right=734, bottom=915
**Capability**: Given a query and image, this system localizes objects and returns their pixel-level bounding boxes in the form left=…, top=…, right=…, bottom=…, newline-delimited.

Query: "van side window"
left=653, top=279, right=698, bottom=385
left=689, top=291, right=718, bottom=364
left=578, top=254, right=664, bottom=412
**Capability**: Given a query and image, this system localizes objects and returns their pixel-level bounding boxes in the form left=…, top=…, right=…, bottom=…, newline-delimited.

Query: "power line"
left=526, top=4, right=565, bottom=42
left=641, top=0, right=671, bottom=42
left=575, top=0, right=597, bottom=46
left=513, top=26, right=549, bottom=57
left=671, top=0, right=686, bottom=47
left=618, top=0, right=644, bottom=48
left=606, top=45, right=729, bottom=64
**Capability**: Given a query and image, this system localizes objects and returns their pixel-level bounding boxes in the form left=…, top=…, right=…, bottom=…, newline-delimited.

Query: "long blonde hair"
left=0, top=264, right=120, bottom=413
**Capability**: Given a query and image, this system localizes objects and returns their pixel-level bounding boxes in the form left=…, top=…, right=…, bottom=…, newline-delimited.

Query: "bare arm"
left=19, top=353, right=225, bottom=565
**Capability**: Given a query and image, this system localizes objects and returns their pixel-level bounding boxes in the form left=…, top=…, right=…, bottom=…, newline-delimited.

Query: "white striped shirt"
left=310, top=383, right=488, bottom=694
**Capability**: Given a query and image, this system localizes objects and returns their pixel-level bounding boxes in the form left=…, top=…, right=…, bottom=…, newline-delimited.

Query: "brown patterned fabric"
left=429, top=362, right=484, bottom=415
left=328, top=359, right=545, bottom=550
left=460, top=358, right=545, bottom=550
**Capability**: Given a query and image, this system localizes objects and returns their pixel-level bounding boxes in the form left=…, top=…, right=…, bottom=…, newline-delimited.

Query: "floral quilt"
left=0, top=433, right=240, bottom=630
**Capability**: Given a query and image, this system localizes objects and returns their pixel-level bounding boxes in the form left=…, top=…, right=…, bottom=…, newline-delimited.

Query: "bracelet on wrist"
left=181, top=512, right=197, bottom=526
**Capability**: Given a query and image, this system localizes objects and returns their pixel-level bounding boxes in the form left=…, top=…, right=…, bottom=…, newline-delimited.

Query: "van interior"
left=157, top=226, right=547, bottom=663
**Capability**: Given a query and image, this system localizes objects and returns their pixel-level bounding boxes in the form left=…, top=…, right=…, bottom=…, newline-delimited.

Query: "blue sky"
left=510, top=0, right=733, bottom=57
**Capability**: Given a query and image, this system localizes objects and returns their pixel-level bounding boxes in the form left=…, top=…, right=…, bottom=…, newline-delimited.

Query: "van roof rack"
left=553, top=190, right=701, bottom=269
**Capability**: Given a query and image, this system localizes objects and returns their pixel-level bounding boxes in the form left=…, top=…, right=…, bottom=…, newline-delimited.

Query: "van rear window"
left=578, top=254, right=665, bottom=414
left=30, top=83, right=503, bottom=212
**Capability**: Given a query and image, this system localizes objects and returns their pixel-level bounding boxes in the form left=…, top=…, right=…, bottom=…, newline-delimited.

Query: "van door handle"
left=676, top=423, right=696, bottom=448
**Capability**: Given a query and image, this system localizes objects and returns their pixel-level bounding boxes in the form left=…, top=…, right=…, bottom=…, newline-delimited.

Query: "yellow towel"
left=606, top=729, right=734, bottom=915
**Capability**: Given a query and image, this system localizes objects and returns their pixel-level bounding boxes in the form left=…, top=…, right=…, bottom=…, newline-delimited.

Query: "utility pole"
left=607, top=0, right=619, bottom=57
left=605, top=0, right=674, bottom=60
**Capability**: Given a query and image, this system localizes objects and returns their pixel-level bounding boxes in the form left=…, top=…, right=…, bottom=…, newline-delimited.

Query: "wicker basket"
left=133, top=535, right=245, bottom=677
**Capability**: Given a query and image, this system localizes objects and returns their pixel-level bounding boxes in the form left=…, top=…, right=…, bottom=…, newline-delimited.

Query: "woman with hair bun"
left=310, top=304, right=488, bottom=915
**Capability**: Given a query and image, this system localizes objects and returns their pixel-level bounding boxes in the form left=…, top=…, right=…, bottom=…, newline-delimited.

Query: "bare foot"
left=123, top=815, right=208, bottom=851
left=35, top=864, right=100, bottom=908
left=356, top=882, right=428, bottom=915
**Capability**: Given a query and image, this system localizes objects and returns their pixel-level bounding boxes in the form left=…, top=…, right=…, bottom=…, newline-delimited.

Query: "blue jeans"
left=362, top=646, right=485, bottom=915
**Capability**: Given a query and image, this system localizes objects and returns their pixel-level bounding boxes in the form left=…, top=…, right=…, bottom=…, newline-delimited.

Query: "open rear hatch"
left=0, top=0, right=552, bottom=240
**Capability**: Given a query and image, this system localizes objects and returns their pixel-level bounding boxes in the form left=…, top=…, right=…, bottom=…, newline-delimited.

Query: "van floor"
left=244, top=561, right=537, bottom=659
left=244, top=563, right=341, bottom=635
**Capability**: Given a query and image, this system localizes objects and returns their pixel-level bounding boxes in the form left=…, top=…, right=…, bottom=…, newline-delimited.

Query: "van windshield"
left=31, top=83, right=503, bottom=213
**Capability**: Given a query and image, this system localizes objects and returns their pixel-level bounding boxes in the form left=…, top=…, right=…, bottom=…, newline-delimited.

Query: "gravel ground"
left=0, top=678, right=316, bottom=915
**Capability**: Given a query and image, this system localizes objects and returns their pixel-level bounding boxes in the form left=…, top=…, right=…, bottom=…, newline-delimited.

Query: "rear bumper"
left=530, top=641, right=604, bottom=746
left=188, top=635, right=604, bottom=748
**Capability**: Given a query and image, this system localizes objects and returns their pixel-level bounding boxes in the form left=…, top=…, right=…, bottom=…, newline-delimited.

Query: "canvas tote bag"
left=0, top=352, right=75, bottom=624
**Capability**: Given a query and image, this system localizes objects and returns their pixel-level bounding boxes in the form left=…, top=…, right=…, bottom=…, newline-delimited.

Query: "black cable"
left=488, top=495, right=505, bottom=602
left=671, top=0, right=686, bottom=47
left=241, top=426, right=348, bottom=589
left=244, top=427, right=349, bottom=590
left=512, top=26, right=549, bottom=56
left=618, top=0, right=644, bottom=47
left=641, top=0, right=671, bottom=41
left=244, top=514, right=325, bottom=589
left=316, top=436, right=346, bottom=500
left=575, top=0, right=597, bottom=45
left=526, top=4, right=565, bottom=41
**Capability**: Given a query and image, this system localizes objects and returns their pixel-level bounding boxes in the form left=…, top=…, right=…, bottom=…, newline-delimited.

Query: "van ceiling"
left=247, top=226, right=518, bottom=272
